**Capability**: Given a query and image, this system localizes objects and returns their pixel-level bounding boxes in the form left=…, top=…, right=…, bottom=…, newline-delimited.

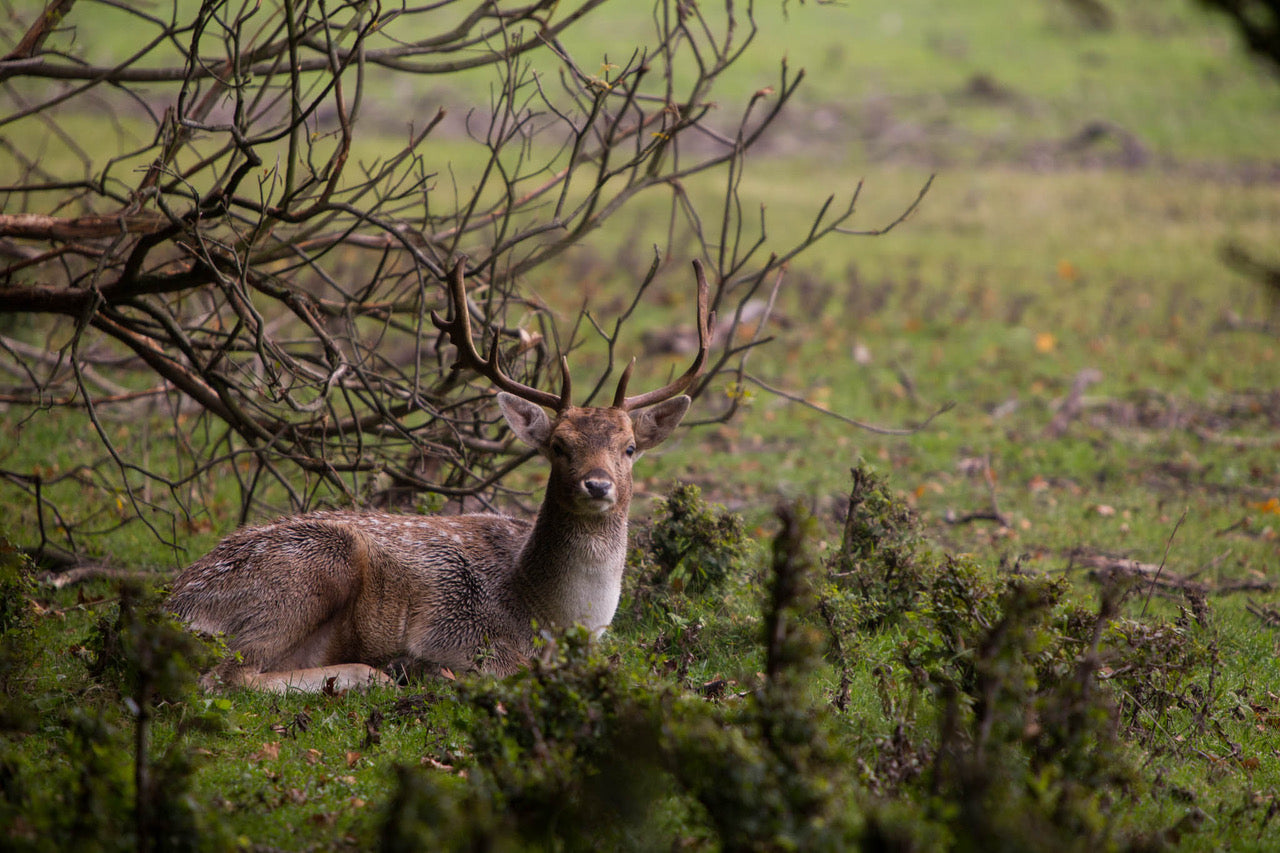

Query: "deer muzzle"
left=580, top=470, right=616, bottom=508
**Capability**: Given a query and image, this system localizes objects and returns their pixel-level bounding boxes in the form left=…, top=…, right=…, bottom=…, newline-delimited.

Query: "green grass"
left=557, top=0, right=1279, bottom=161
left=3, top=0, right=1280, bottom=849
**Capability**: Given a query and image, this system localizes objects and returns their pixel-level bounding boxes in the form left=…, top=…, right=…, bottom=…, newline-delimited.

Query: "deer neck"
left=514, top=498, right=629, bottom=635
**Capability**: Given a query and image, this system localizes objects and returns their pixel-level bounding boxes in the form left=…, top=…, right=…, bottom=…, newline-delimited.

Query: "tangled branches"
left=0, top=0, right=896, bottom=559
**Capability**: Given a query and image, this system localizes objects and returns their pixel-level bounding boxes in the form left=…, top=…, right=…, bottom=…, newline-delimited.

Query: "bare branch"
left=0, top=0, right=923, bottom=557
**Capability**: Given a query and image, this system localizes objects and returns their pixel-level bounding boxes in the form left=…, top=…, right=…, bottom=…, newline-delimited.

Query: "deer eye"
left=624, top=444, right=636, bottom=458
left=550, top=439, right=570, bottom=458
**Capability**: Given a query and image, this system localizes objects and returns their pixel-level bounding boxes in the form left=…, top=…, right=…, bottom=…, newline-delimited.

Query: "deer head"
left=431, top=260, right=715, bottom=517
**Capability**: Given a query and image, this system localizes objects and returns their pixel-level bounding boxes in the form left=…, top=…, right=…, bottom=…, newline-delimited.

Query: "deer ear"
left=497, top=392, right=552, bottom=448
left=631, top=395, right=690, bottom=451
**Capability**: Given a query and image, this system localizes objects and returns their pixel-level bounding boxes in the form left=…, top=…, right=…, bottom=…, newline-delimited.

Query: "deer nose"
left=582, top=471, right=615, bottom=501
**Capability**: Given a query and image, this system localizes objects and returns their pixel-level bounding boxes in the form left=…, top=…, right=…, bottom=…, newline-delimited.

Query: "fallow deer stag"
left=167, top=260, right=714, bottom=692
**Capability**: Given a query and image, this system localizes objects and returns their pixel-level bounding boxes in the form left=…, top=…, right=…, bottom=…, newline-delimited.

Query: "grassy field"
left=2, top=0, right=1279, bottom=849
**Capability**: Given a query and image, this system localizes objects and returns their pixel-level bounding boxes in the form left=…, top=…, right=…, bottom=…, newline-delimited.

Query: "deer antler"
left=612, top=259, right=716, bottom=411
left=431, top=259, right=571, bottom=411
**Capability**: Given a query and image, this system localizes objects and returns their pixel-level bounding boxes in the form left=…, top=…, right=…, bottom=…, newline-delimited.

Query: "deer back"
left=169, top=510, right=537, bottom=675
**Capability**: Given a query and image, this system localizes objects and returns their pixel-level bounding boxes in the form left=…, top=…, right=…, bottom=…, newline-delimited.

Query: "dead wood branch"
left=1069, top=551, right=1273, bottom=596
left=1246, top=599, right=1280, bottom=627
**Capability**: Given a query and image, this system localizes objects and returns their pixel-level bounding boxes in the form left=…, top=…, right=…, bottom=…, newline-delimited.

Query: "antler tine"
left=430, top=259, right=570, bottom=411
left=611, top=358, right=636, bottom=408
left=617, top=259, right=716, bottom=411
left=555, top=355, right=572, bottom=411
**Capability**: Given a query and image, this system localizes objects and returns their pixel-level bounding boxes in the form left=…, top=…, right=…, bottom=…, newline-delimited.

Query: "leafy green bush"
left=854, top=561, right=1156, bottom=851
left=0, top=538, right=39, bottom=728
left=0, top=578, right=229, bottom=853
left=637, top=482, right=750, bottom=595
left=808, top=468, right=1173, bottom=849
left=85, top=583, right=215, bottom=705
left=828, top=463, right=932, bottom=631
left=1106, top=600, right=1223, bottom=748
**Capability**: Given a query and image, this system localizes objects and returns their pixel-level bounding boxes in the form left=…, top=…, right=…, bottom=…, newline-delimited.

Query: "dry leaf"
left=1250, top=497, right=1280, bottom=515
left=250, top=742, right=280, bottom=762
left=345, top=751, right=361, bottom=768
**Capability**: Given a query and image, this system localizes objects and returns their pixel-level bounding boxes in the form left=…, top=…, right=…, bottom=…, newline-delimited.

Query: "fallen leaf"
left=1250, top=497, right=1280, bottom=515
left=345, top=751, right=361, bottom=768
left=305, top=749, right=323, bottom=765
left=1094, top=504, right=1116, bottom=517
left=250, top=742, right=280, bottom=762
left=1035, top=332, right=1056, bottom=353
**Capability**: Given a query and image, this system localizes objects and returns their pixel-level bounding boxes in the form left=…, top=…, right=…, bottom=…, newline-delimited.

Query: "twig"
left=1142, top=509, right=1188, bottom=617
left=742, top=372, right=954, bottom=435
left=1246, top=599, right=1280, bottom=627
left=944, top=510, right=1010, bottom=527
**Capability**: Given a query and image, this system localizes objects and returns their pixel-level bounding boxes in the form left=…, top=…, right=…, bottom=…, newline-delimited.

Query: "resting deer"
left=167, top=260, right=714, bottom=692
